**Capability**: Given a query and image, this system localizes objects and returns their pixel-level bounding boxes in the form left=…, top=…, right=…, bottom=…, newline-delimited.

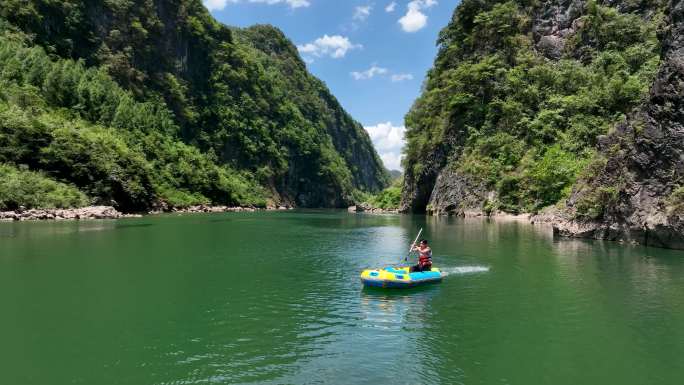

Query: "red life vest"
left=418, top=248, right=432, bottom=266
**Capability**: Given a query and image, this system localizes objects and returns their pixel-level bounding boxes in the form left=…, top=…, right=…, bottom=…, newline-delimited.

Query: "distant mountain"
left=0, top=0, right=388, bottom=211
left=388, top=170, right=403, bottom=181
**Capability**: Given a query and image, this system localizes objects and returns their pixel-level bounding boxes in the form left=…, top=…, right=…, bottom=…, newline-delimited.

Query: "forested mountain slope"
left=0, top=0, right=388, bottom=211
left=402, top=0, right=684, bottom=248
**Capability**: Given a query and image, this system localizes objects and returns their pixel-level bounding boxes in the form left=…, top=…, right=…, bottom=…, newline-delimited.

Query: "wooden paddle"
left=404, top=228, right=423, bottom=264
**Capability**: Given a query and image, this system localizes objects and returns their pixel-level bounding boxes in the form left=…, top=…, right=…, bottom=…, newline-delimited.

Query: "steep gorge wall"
left=400, top=0, right=663, bottom=211
left=554, top=0, right=684, bottom=248
left=402, top=0, right=684, bottom=248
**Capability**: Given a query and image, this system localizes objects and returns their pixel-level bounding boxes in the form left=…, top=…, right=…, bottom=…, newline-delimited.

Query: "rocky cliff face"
left=426, top=168, right=493, bottom=216
left=401, top=0, right=577, bottom=215
left=402, top=0, right=665, bottom=210
left=554, top=0, right=684, bottom=248
left=403, top=0, right=684, bottom=248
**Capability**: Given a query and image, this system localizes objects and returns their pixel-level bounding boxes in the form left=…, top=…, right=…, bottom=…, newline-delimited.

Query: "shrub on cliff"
left=666, top=187, right=684, bottom=216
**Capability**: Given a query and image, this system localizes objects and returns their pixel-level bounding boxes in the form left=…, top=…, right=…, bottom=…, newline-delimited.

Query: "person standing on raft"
left=410, top=240, right=432, bottom=272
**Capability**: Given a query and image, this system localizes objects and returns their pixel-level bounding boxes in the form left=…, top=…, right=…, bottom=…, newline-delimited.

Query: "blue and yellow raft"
left=360, top=266, right=444, bottom=288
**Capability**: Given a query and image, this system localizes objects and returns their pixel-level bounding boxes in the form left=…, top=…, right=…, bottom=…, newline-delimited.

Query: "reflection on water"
left=1, top=211, right=683, bottom=385
left=0, top=219, right=124, bottom=239
left=114, top=223, right=154, bottom=229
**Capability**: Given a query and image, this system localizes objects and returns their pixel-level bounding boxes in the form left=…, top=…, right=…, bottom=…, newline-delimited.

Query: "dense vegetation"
left=0, top=25, right=267, bottom=210
left=359, top=171, right=403, bottom=209
left=0, top=163, right=89, bottom=210
left=364, top=180, right=402, bottom=209
left=371, top=186, right=402, bottom=210
left=0, top=0, right=387, bottom=211
left=402, top=0, right=664, bottom=214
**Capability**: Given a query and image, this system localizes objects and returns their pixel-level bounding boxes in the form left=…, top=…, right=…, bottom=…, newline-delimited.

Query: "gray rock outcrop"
left=348, top=203, right=399, bottom=214
left=532, top=0, right=585, bottom=59
left=0, top=206, right=124, bottom=221
left=426, top=168, right=495, bottom=216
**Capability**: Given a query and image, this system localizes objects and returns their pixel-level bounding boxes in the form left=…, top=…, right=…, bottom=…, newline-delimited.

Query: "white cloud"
left=354, top=5, right=372, bottom=21
left=203, top=0, right=230, bottom=10
left=297, top=35, right=362, bottom=61
left=350, top=66, right=413, bottom=82
left=351, top=65, right=388, bottom=80
left=364, top=122, right=406, bottom=170
left=385, top=1, right=397, bottom=12
left=418, top=0, right=438, bottom=7
left=391, top=73, right=414, bottom=82
left=203, top=0, right=310, bottom=11
left=380, top=152, right=403, bottom=171
left=398, top=0, right=437, bottom=32
left=249, top=0, right=311, bottom=8
left=398, top=8, right=427, bottom=32
left=281, top=0, right=310, bottom=7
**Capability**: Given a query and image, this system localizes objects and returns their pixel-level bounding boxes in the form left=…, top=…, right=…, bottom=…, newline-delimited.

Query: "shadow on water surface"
left=114, top=223, right=154, bottom=229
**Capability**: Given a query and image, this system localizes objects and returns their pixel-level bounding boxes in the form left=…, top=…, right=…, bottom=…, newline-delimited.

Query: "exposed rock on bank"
left=403, top=166, right=567, bottom=221
left=418, top=199, right=560, bottom=225
left=0, top=204, right=295, bottom=222
left=348, top=203, right=399, bottom=214
left=168, top=204, right=292, bottom=213
left=425, top=169, right=494, bottom=216
left=0, top=206, right=133, bottom=221
left=168, top=205, right=258, bottom=214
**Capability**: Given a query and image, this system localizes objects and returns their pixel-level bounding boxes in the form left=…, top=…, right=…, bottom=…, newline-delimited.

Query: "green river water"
left=1, top=210, right=684, bottom=384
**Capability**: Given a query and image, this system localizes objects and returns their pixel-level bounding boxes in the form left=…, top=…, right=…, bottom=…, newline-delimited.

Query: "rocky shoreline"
left=0, top=206, right=138, bottom=221
left=167, top=204, right=292, bottom=214
left=6, top=203, right=681, bottom=249
left=348, top=203, right=399, bottom=214
left=552, top=215, right=684, bottom=249
left=416, top=207, right=684, bottom=249
left=0, top=204, right=293, bottom=222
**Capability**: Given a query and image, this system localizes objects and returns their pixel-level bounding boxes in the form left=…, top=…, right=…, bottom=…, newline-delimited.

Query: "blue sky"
left=203, top=0, right=456, bottom=170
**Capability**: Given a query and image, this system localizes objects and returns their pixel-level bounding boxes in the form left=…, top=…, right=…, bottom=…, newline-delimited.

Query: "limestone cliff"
left=402, top=0, right=684, bottom=248
left=554, top=0, right=684, bottom=248
left=400, top=0, right=684, bottom=248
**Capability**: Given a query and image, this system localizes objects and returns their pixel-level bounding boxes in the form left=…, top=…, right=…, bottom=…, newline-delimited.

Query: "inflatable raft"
left=360, top=266, right=444, bottom=288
